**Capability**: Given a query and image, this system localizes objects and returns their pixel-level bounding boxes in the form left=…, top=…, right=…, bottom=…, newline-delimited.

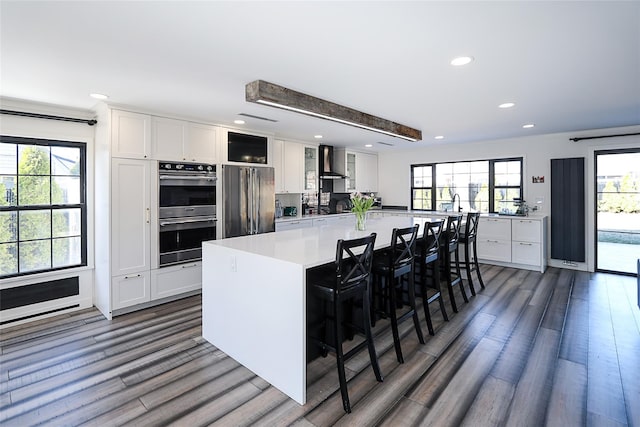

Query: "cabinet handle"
left=145, top=208, right=150, bottom=224
left=124, top=274, right=141, bottom=279
left=519, top=220, right=532, bottom=223
left=519, top=242, right=533, bottom=246
left=181, top=263, right=198, bottom=269
left=486, top=239, right=499, bottom=243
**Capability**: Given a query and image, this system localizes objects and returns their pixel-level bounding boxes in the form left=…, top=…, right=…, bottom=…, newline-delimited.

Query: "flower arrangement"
left=351, top=193, right=374, bottom=230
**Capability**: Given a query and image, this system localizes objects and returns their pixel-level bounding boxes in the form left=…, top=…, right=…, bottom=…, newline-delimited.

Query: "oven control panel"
left=159, top=162, right=215, bottom=173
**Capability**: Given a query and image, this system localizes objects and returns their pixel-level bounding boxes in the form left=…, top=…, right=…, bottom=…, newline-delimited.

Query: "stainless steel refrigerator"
left=222, top=165, right=275, bottom=238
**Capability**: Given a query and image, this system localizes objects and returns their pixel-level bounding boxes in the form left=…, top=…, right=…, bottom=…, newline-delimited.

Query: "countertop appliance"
left=222, top=165, right=275, bottom=238
left=158, top=161, right=217, bottom=266
left=283, top=206, right=297, bottom=216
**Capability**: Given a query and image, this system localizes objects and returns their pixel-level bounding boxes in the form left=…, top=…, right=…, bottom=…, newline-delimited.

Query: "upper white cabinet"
left=357, top=152, right=378, bottom=193
left=274, top=140, right=305, bottom=193
left=185, top=122, right=217, bottom=163
left=111, top=110, right=152, bottom=159
left=334, top=149, right=378, bottom=193
left=303, top=146, right=318, bottom=192
left=152, top=117, right=217, bottom=163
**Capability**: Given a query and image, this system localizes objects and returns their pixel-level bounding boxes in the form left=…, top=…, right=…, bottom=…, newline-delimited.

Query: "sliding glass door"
left=595, top=149, right=640, bottom=274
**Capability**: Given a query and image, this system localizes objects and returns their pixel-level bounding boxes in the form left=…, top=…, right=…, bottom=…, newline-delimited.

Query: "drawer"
left=512, top=219, right=541, bottom=243
left=151, top=262, right=201, bottom=300
left=478, top=217, right=512, bottom=240
left=276, top=220, right=313, bottom=231
left=512, top=241, right=541, bottom=265
left=477, top=238, right=511, bottom=262
left=112, top=271, right=151, bottom=310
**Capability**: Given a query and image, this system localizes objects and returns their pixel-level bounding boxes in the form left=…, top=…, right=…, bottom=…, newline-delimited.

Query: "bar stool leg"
left=465, top=242, right=477, bottom=296
left=446, top=249, right=459, bottom=313
left=387, top=275, right=405, bottom=364
left=363, top=286, right=383, bottom=382
left=408, top=269, right=425, bottom=343
left=454, top=248, right=469, bottom=303
left=473, top=239, right=485, bottom=289
left=333, top=300, right=351, bottom=413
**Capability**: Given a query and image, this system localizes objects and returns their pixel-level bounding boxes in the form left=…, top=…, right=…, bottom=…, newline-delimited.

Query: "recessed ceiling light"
left=450, top=56, right=473, bottom=66
left=365, top=144, right=373, bottom=148
left=522, top=123, right=535, bottom=129
left=499, top=102, right=515, bottom=109
left=234, top=119, right=246, bottom=125
left=434, top=135, right=444, bottom=140
left=314, top=135, right=323, bottom=139
left=89, top=93, right=108, bottom=100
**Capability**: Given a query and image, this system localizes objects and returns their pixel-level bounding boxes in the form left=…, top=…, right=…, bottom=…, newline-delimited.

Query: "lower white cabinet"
left=276, top=219, right=313, bottom=232
left=151, top=262, right=202, bottom=300
left=112, top=271, right=151, bottom=310
left=512, top=241, right=541, bottom=266
left=477, top=217, right=512, bottom=263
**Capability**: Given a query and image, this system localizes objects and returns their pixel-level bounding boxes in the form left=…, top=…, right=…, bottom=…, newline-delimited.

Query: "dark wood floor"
left=1, top=265, right=639, bottom=426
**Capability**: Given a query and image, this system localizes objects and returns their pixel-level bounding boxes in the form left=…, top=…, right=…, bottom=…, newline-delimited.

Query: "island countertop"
left=206, top=215, right=437, bottom=268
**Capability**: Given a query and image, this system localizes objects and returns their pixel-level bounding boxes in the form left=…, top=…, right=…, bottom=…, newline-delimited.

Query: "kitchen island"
left=201, top=215, right=433, bottom=405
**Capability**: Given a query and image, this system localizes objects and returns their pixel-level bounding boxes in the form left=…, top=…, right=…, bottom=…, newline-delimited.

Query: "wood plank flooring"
left=1, top=266, right=639, bottom=426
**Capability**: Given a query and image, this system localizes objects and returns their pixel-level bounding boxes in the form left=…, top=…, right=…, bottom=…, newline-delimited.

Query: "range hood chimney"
left=318, top=145, right=346, bottom=179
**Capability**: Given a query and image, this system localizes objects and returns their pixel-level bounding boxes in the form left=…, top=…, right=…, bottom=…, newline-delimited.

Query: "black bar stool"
left=441, top=214, right=468, bottom=313
left=307, top=233, right=383, bottom=413
left=415, top=218, right=448, bottom=335
left=458, top=212, right=485, bottom=295
left=372, top=225, right=424, bottom=364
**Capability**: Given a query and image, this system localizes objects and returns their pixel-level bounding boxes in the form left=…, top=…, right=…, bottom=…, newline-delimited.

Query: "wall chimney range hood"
left=318, top=145, right=346, bottom=179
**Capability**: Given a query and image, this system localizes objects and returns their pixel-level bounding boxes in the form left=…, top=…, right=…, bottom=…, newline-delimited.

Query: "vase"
left=355, top=211, right=367, bottom=231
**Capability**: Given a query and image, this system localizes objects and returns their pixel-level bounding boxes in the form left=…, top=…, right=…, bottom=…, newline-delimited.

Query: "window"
left=411, top=158, right=522, bottom=213
left=0, top=136, right=87, bottom=278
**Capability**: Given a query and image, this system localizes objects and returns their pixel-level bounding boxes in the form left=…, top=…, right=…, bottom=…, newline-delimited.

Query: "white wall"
left=377, top=125, right=640, bottom=272
left=0, top=97, right=96, bottom=326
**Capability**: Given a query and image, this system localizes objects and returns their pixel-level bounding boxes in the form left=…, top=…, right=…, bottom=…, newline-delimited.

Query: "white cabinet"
left=111, top=158, right=152, bottom=276
left=476, top=216, right=547, bottom=272
left=334, top=149, right=378, bottom=193
left=273, top=140, right=304, bottom=193
left=477, top=217, right=512, bottom=263
left=152, top=117, right=217, bottom=163
left=511, top=218, right=547, bottom=272
left=185, top=122, right=217, bottom=163
left=111, top=110, right=151, bottom=159
left=303, top=146, right=318, bottom=192
left=276, top=219, right=313, bottom=232
left=112, top=271, right=151, bottom=310
left=151, top=261, right=202, bottom=300
left=356, top=152, right=378, bottom=193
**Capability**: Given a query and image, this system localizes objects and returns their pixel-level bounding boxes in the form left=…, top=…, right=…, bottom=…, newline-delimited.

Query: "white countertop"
left=204, top=216, right=439, bottom=268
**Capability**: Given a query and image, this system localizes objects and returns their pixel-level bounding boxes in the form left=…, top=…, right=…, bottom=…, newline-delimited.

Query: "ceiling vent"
left=237, top=113, right=278, bottom=122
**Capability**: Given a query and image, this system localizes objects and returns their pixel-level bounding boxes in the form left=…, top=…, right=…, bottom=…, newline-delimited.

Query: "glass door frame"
left=594, top=147, right=640, bottom=276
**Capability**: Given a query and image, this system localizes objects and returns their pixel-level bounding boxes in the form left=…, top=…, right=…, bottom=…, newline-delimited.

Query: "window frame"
left=0, top=136, right=87, bottom=279
left=411, top=157, right=523, bottom=213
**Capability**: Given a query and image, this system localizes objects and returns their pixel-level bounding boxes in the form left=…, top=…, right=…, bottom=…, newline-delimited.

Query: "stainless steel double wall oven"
left=158, top=162, right=216, bottom=266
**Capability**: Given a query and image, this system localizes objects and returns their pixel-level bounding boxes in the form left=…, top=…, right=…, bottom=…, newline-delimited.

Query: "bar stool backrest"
left=444, top=214, right=463, bottom=250
left=464, top=212, right=481, bottom=240
left=423, top=219, right=445, bottom=258
left=389, top=225, right=419, bottom=272
left=335, top=233, right=377, bottom=293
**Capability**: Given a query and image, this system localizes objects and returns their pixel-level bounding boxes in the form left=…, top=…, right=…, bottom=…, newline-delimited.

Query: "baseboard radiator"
left=0, top=276, right=80, bottom=325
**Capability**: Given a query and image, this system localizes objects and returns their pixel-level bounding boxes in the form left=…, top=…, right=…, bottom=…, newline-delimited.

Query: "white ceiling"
left=1, top=1, right=639, bottom=151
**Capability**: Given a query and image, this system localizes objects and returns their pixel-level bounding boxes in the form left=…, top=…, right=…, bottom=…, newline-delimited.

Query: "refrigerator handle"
left=253, top=168, right=259, bottom=233
left=248, top=168, right=253, bottom=234
left=250, top=168, right=256, bottom=234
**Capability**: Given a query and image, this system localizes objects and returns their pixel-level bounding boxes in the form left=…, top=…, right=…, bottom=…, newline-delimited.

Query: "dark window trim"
left=0, top=135, right=87, bottom=279
left=411, top=157, right=523, bottom=212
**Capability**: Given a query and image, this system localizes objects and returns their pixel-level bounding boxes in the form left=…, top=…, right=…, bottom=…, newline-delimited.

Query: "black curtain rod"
left=0, top=109, right=97, bottom=126
left=569, top=132, right=640, bottom=142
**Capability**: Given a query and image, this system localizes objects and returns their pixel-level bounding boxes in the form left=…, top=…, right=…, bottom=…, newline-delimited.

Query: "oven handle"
left=159, top=217, right=217, bottom=227
left=159, top=175, right=217, bottom=181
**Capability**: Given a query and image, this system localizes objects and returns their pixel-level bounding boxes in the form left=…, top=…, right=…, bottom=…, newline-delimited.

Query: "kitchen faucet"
left=452, top=193, right=462, bottom=212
